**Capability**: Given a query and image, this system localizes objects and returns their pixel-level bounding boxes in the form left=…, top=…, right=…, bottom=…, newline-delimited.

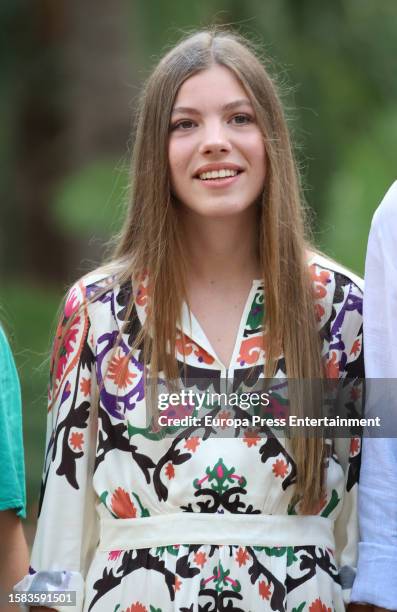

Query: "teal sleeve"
left=0, top=327, right=26, bottom=518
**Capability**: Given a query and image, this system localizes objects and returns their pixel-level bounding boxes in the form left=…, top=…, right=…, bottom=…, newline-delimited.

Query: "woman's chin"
left=179, top=201, right=257, bottom=221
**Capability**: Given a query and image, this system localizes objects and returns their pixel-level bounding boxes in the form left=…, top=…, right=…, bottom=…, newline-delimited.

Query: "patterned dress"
left=17, top=254, right=364, bottom=612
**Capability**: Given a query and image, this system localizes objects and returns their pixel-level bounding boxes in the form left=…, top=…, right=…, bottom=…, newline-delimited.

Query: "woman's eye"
left=171, top=120, right=195, bottom=131
left=231, top=114, right=253, bottom=125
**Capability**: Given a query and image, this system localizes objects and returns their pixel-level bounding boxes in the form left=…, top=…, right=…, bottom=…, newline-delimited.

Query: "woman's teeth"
left=198, top=169, right=239, bottom=180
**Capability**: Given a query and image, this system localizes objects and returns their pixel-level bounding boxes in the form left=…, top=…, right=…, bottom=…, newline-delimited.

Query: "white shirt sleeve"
left=351, top=180, right=397, bottom=609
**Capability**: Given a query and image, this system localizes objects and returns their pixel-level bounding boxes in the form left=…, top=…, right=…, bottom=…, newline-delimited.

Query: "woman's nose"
left=198, top=122, right=232, bottom=155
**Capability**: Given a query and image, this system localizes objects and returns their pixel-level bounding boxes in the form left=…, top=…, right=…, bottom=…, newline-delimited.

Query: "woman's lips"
left=194, top=172, right=243, bottom=188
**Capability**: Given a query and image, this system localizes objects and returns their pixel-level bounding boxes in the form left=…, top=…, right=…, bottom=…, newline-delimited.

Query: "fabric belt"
left=99, top=513, right=335, bottom=551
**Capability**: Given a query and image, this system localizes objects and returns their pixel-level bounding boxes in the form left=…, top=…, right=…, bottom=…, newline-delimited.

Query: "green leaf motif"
left=246, top=292, right=264, bottom=331
left=321, top=489, right=340, bottom=517
left=264, top=547, right=286, bottom=558
left=131, top=491, right=150, bottom=517
left=292, top=603, right=306, bottom=612
left=287, top=547, right=298, bottom=566
left=127, top=421, right=167, bottom=441
left=155, top=545, right=179, bottom=557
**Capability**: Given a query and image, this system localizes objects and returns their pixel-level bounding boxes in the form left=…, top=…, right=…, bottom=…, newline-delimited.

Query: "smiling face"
left=168, top=64, right=267, bottom=219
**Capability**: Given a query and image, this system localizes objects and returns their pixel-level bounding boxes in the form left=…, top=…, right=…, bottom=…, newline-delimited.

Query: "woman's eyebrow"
left=171, top=98, right=253, bottom=115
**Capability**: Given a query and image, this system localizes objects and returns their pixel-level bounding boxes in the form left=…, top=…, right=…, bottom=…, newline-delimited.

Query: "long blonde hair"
left=56, top=29, right=325, bottom=511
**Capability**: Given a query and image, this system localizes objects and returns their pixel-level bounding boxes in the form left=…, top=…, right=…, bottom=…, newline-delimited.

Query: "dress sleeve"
left=351, top=181, right=397, bottom=609
left=0, top=327, right=26, bottom=517
left=330, top=276, right=364, bottom=605
left=14, top=280, right=99, bottom=611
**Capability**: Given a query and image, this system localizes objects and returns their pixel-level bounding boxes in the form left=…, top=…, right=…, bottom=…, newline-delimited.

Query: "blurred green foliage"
left=323, top=108, right=397, bottom=272
left=53, top=158, right=129, bottom=237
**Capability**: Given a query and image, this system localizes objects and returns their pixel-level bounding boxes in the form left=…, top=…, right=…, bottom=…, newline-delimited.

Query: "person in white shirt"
left=352, top=181, right=397, bottom=610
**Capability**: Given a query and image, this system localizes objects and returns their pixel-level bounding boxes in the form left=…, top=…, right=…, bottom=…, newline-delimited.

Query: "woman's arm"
left=16, top=280, right=99, bottom=611
left=0, top=510, right=29, bottom=611
left=0, top=328, right=29, bottom=608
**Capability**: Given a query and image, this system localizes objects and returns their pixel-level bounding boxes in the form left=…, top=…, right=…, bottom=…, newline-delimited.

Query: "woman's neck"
left=179, top=208, right=261, bottom=286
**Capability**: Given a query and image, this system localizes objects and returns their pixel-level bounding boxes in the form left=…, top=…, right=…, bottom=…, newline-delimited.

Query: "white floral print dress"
left=16, top=254, right=364, bottom=612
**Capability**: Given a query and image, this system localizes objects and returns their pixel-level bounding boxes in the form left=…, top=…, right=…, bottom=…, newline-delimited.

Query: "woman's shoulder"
left=308, top=251, right=364, bottom=294
left=0, top=326, right=12, bottom=361
left=65, top=263, right=132, bottom=309
left=0, top=326, right=20, bottom=394
left=63, top=265, right=147, bottom=335
left=52, top=268, right=127, bottom=347
left=307, top=252, right=363, bottom=337
left=368, top=181, right=397, bottom=254
left=372, top=180, right=397, bottom=227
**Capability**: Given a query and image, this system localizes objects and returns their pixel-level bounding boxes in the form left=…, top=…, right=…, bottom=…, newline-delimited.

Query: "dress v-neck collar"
left=178, top=279, right=263, bottom=370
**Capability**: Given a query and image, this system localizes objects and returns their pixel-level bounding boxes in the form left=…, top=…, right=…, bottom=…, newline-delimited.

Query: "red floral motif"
left=174, top=576, right=182, bottom=592
left=310, top=265, right=331, bottom=299
left=165, top=462, right=175, bottom=479
left=311, top=491, right=328, bottom=514
left=243, top=429, right=260, bottom=448
left=270, top=395, right=288, bottom=420
left=123, top=603, right=147, bottom=612
left=111, top=488, right=137, bottom=518
left=325, top=351, right=339, bottom=379
left=272, top=459, right=288, bottom=478
left=350, top=338, right=361, bottom=357
left=350, top=437, right=360, bottom=455
left=53, top=315, right=81, bottom=384
left=69, top=431, right=84, bottom=451
left=314, top=303, right=325, bottom=322
left=135, top=274, right=151, bottom=313
left=175, top=331, right=215, bottom=364
left=237, top=335, right=264, bottom=365
left=175, top=331, right=192, bottom=358
left=63, top=320, right=80, bottom=355
left=64, top=287, right=80, bottom=318
left=108, top=550, right=122, bottom=561
left=80, top=377, right=91, bottom=396
left=184, top=437, right=200, bottom=452
left=258, top=580, right=271, bottom=600
left=160, top=401, right=194, bottom=426
left=350, top=386, right=361, bottom=401
left=235, top=547, right=250, bottom=567
left=107, top=352, right=136, bottom=389
left=309, top=598, right=332, bottom=612
left=193, top=551, right=207, bottom=568
left=193, top=344, right=216, bottom=364
left=217, top=410, right=232, bottom=429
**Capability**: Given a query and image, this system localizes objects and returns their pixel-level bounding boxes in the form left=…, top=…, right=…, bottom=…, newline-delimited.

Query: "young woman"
left=17, top=30, right=365, bottom=612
